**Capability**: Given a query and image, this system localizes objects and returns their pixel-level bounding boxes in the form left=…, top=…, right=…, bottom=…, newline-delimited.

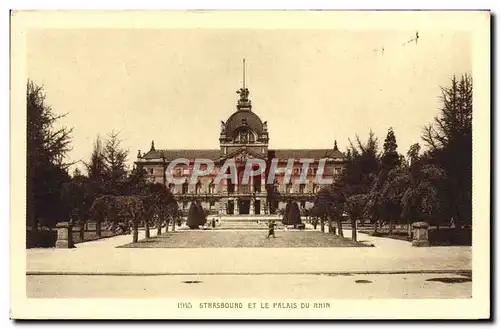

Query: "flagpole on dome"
left=243, top=58, right=246, bottom=89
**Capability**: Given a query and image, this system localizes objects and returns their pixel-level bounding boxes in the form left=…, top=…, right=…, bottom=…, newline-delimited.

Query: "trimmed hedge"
left=287, top=202, right=302, bottom=226
left=26, top=229, right=57, bottom=248
left=282, top=202, right=292, bottom=225
left=429, top=227, right=472, bottom=246
left=186, top=202, right=207, bottom=229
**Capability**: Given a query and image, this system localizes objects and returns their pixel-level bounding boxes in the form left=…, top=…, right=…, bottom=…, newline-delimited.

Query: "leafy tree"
left=143, top=182, right=177, bottom=233
left=401, top=146, right=447, bottom=230
left=124, top=165, right=149, bottom=196
left=344, top=194, right=366, bottom=242
left=61, top=173, right=95, bottom=225
left=313, top=183, right=345, bottom=235
left=422, top=74, right=472, bottom=228
left=27, top=80, right=73, bottom=229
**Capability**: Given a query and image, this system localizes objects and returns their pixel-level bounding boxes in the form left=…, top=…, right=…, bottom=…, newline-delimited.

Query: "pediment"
left=222, top=147, right=266, bottom=162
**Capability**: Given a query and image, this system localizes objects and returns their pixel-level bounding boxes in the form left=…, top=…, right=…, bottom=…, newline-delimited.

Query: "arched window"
left=312, top=183, right=318, bottom=194
left=234, top=127, right=256, bottom=144
left=195, top=181, right=202, bottom=194
left=286, top=183, right=292, bottom=194
left=182, top=181, right=188, bottom=194
left=168, top=183, right=175, bottom=193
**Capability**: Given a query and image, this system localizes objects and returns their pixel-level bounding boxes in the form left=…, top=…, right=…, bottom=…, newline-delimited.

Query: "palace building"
left=135, top=64, right=347, bottom=215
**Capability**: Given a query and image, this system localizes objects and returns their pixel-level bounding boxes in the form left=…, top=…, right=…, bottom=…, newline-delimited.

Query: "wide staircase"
left=206, top=215, right=282, bottom=230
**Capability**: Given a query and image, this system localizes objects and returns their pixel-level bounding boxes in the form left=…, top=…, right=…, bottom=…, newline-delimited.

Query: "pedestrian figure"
left=267, top=220, right=276, bottom=238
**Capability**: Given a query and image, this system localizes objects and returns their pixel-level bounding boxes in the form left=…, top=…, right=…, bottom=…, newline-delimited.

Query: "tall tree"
left=341, top=130, right=380, bottom=196
left=102, top=131, right=129, bottom=194
left=27, top=80, right=73, bottom=229
left=381, top=127, right=401, bottom=171
left=85, top=135, right=106, bottom=186
left=364, top=128, right=403, bottom=233
left=422, top=74, right=472, bottom=227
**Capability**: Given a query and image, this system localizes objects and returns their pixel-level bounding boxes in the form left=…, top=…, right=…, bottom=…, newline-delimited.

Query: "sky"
left=27, top=28, right=471, bottom=172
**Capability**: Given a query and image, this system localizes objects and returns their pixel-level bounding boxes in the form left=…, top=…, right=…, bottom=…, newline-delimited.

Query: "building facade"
left=135, top=84, right=347, bottom=215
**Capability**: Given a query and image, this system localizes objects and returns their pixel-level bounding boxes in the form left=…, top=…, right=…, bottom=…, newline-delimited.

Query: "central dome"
left=224, top=110, right=264, bottom=138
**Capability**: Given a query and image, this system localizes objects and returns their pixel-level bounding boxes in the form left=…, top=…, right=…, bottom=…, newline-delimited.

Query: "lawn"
left=119, top=230, right=372, bottom=248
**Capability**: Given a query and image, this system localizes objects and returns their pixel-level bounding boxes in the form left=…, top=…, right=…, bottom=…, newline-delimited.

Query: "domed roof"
left=225, top=110, right=264, bottom=137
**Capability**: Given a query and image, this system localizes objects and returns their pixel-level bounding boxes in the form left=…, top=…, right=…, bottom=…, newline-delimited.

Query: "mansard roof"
left=142, top=149, right=221, bottom=161
left=272, top=148, right=346, bottom=160
left=140, top=148, right=345, bottom=162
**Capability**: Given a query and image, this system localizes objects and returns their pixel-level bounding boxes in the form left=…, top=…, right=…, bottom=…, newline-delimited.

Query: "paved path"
left=26, top=229, right=471, bottom=275
left=27, top=272, right=471, bottom=299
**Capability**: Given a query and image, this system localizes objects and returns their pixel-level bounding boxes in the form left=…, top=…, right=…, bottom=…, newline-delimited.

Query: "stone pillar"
left=250, top=199, right=255, bottom=215
left=411, top=221, right=430, bottom=247
left=261, top=200, right=266, bottom=215
left=55, top=222, right=75, bottom=248
left=79, top=223, right=85, bottom=241
left=96, top=220, right=101, bottom=237
left=235, top=199, right=239, bottom=214
left=145, top=218, right=150, bottom=239
left=132, top=220, right=139, bottom=243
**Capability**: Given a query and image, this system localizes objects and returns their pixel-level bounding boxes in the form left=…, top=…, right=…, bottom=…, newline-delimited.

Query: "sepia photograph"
left=10, top=10, right=490, bottom=319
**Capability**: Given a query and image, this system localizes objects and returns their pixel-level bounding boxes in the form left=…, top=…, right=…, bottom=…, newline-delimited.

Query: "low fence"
left=26, top=222, right=124, bottom=248
left=358, top=225, right=472, bottom=246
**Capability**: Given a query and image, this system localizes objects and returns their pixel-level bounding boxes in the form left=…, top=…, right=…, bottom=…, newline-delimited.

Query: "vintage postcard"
left=10, top=10, right=490, bottom=319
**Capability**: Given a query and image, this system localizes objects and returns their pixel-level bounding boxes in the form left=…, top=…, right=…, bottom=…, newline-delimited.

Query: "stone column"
left=411, top=221, right=430, bottom=247
left=55, top=222, right=75, bottom=248
left=235, top=199, right=239, bottom=214
left=261, top=200, right=266, bottom=215
left=250, top=198, right=255, bottom=215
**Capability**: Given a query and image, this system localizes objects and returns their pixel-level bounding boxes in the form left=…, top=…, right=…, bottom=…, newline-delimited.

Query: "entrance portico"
left=223, top=197, right=265, bottom=215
